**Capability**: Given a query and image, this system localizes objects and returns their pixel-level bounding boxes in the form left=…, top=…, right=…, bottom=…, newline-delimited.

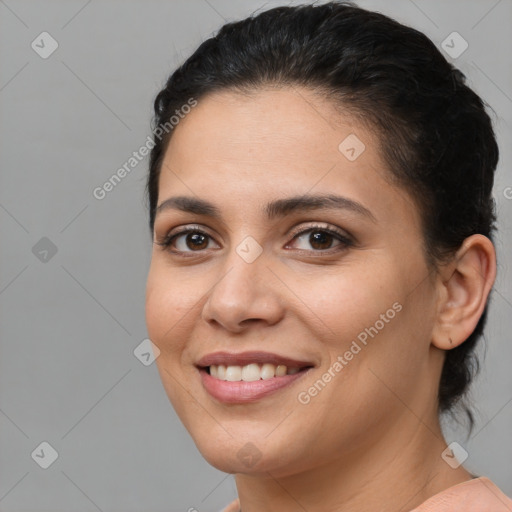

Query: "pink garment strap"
left=409, top=477, right=512, bottom=511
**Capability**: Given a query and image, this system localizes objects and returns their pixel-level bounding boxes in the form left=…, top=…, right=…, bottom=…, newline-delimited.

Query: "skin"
left=145, top=87, right=496, bottom=512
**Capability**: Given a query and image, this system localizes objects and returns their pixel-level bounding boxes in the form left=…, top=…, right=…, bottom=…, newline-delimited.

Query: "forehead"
left=157, top=87, right=420, bottom=231
left=165, top=87, right=362, bottom=170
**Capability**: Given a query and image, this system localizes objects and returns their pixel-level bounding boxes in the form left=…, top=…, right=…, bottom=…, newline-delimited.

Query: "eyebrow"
left=155, top=193, right=376, bottom=223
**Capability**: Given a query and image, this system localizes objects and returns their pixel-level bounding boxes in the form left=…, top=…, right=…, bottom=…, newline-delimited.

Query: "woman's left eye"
left=286, top=226, right=352, bottom=252
left=156, top=224, right=352, bottom=255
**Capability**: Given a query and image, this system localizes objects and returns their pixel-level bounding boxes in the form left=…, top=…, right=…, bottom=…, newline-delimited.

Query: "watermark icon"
left=441, top=32, right=468, bottom=59
left=297, top=301, right=403, bottom=404
left=441, top=441, right=468, bottom=469
left=92, top=98, right=197, bottom=200
left=32, top=237, right=58, bottom=263
left=504, top=187, right=512, bottom=200
left=338, top=133, right=366, bottom=161
left=237, top=442, right=262, bottom=468
left=31, top=441, right=59, bottom=469
left=31, top=32, right=59, bottom=59
left=134, top=338, right=161, bottom=366
left=236, top=236, right=263, bottom=263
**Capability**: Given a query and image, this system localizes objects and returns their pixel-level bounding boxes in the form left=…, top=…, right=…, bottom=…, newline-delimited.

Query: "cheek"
left=309, top=253, right=431, bottom=382
left=303, top=261, right=400, bottom=350
left=145, top=262, right=199, bottom=337
left=318, top=256, right=436, bottom=404
left=145, top=272, right=170, bottom=346
left=145, top=269, right=196, bottom=415
left=145, top=265, right=193, bottom=363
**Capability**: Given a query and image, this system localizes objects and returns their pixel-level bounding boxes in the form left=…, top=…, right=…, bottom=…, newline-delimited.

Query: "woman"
left=144, top=2, right=512, bottom=510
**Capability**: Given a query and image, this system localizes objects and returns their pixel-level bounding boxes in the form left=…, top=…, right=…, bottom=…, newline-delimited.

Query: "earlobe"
left=431, top=234, right=496, bottom=351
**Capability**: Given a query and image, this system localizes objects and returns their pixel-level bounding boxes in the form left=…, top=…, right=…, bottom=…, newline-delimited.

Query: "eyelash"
left=155, top=223, right=353, bottom=257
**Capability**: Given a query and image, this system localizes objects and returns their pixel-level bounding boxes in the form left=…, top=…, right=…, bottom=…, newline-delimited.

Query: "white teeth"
left=275, top=365, right=287, bottom=377
left=208, top=363, right=304, bottom=381
left=241, top=363, right=261, bottom=382
left=261, top=363, right=276, bottom=380
left=225, top=365, right=242, bottom=382
left=217, top=364, right=226, bottom=380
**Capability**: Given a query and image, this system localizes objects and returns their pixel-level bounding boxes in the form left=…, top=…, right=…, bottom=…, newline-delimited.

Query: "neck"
left=233, top=412, right=473, bottom=512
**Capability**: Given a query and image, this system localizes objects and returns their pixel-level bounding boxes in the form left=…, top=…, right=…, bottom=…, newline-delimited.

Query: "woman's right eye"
left=160, top=229, right=211, bottom=252
left=156, top=228, right=219, bottom=255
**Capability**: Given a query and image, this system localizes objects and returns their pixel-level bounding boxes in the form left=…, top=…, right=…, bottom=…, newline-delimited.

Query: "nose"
left=201, top=247, right=285, bottom=333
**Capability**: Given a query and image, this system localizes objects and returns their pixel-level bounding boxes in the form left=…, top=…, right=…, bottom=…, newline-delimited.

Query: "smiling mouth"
left=203, top=363, right=313, bottom=382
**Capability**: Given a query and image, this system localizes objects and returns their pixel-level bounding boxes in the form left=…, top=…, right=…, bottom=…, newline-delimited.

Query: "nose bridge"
left=212, top=235, right=267, bottom=305
left=201, top=235, right=284, bottom=330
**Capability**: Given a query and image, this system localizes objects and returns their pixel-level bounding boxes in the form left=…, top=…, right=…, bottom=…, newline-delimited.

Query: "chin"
left=191, top=427, right=309, bottom=478
left=199, top=445, right=283, bottom=476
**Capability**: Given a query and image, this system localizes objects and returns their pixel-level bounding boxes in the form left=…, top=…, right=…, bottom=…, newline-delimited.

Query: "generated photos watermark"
left=297, top=301, right=403, bottom=404
left=92, top=97, right=198, bottom=200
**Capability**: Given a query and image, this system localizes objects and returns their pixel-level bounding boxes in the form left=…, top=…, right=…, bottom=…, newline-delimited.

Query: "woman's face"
left=145, top=87, right=443, bottom=477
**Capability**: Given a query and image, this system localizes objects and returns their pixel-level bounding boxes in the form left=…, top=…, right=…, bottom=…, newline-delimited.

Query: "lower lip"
left=198, top=368, right=311, bottom=404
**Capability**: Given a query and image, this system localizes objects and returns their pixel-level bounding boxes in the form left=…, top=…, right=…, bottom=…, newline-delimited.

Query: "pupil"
left=187, top=232, right=207, bottom=250
left=310, top=231, right=332, bottom=250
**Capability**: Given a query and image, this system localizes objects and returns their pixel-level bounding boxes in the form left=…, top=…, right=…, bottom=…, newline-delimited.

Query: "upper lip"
left=196, top=351, right=315, bottom=369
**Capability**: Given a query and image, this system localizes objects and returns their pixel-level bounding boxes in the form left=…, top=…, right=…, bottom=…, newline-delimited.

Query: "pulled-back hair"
left=146, top=1, right=499, bottom=428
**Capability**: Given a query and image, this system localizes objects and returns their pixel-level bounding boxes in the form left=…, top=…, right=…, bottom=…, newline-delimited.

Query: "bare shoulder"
left=220, top=498, right=240, bottom=512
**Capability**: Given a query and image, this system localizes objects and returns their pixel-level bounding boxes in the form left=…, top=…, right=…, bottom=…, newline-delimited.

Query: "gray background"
left=0, top=0, right=511, bottom=510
